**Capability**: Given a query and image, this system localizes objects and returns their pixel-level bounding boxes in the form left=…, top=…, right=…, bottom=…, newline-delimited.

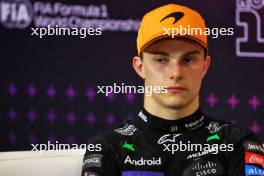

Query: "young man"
left=81, top=4, right=264, bottom=176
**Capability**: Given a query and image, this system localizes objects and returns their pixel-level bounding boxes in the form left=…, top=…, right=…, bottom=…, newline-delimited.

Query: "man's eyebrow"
left=182, top=50, right=201, bottom=57
left=145, top=51, right=170, bottom=56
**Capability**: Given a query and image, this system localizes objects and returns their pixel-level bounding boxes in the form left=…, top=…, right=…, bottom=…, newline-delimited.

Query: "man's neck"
left=143, top=97, right=199, bottom=120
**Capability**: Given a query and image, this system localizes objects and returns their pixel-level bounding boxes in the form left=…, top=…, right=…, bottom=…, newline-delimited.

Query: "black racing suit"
left=81, top=108, right=264, bottom=176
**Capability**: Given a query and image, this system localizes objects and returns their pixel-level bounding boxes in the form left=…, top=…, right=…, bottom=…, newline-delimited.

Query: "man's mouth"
left=166, top=86, right=187, bottom=93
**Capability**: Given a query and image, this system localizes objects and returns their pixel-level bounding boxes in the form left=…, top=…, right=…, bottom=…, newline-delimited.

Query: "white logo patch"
left=207, top=122, right=228, bottom=133
left=115, top=124, right=137, bottom=136
left=157, top=134, right=182, bottom=144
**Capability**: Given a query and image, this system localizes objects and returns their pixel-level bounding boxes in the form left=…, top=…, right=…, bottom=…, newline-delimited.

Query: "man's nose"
left=169, top=63, right=183, bottom=81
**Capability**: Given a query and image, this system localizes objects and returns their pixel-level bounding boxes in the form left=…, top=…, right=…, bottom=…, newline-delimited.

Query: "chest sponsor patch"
left=122, top=171, right=164, bottom=176
left=115, top=124, right=138, bottom=136
left=245, top=164, right=264, bottom=175
left=124, top=155, right=162, bottom=166
left=183, top=160, right=225, bottom=176
left=186, top=146, right=218, bottom=160
left=157, top=134, right=182, bottom=144
left=207, top=122, right=228, bottom=133
left=185, top=116, right=205, bottom=131
left=244, top=141, right=264, bottom=154
left=245, top=152, right=264, bottom=169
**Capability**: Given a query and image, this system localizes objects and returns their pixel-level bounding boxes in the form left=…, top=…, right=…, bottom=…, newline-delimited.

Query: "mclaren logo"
left=160, top=12, right=184, bottom=24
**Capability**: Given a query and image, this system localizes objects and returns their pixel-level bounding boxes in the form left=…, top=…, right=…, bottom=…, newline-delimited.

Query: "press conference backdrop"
left=0, top=0, right=263, bottom=151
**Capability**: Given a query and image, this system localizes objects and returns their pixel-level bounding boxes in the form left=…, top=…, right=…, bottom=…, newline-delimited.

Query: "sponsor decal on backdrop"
left=236, top=0, right=264, bottom=57
left=0, top=0, right=140, bottom=30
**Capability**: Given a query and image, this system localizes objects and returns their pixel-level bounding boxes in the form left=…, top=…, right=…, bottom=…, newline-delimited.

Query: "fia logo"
left=0, top=0, right=33, bottom=28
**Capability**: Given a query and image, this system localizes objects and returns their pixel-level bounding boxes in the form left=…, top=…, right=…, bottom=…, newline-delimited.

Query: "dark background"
left=0, top=0, right=263, bottom=151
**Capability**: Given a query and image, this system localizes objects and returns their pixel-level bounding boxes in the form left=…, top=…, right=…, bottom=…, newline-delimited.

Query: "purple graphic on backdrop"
left=227, top=94, right=239, bottom=109
left=27, top=109, right=37, bottom=123
left=105, top=113, right=116, bottom=127
left=66, top=111, right=77, bottom=124
left=126, top=93, right=136, bottom=103
left=46, top=85, right=57, bottom=99
left=106, top=92, right=115, bottom=101
left=47, top=109, right=57, bottom=124
left=85, top=87, right=96, bottom=101
left=26, top=84, right=38, bottom=98
left=66, top=85, right=77, bottom=100
left=7, top=108, right=17, bottom=122
left=249, top=95, right=261, bottom=110
left=7, top=83, right=18, bottom=97
left=206, top=93, right=218, bottom=107
left=86, top=112, right=96, bottom=125
left=249, top=121, right=262, bottom=134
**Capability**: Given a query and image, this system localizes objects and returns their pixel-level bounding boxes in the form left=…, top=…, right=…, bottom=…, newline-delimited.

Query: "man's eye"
left=154, top=57, right=168, bottom=64
left=184, top=58, right=193, bottom=63
left=183, top=57, right=195, bottom=64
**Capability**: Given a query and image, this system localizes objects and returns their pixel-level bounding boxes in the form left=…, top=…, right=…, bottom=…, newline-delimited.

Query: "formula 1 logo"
left=236, top=0, right=264, bottom=57
left=0, top=0, right=33, bottom=28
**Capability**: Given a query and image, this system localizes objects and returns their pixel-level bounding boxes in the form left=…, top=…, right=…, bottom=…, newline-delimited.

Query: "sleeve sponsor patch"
left=244, top=141, right=264, bottom=155
left=245, top=164, right=264, bottom=176
left=83, top=171, right=98, bottom=176
left=82, top=154, right=103, bottom=169
left=245, top=152, right=264, bottom=169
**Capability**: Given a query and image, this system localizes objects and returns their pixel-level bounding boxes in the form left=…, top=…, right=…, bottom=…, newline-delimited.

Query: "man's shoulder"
left=205, top=115, right=246, bottom=134
left=90, top=119, right=137, bottom=145
left=205, top=115, right=261, bottom=145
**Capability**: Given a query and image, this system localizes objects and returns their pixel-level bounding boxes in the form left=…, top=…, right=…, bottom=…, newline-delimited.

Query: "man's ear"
left=133, top=56, right=145, bottom=79
left=202, top=55, right=211, bottom=78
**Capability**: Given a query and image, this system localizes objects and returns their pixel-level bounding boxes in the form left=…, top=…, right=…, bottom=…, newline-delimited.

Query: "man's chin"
left=161, top=97, right=188, bottom=109
left=151, top=94, right=190, bottom=108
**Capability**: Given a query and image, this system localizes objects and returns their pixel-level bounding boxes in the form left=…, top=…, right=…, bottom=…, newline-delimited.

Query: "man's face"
left=135, top=38, right=211, bottom=109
